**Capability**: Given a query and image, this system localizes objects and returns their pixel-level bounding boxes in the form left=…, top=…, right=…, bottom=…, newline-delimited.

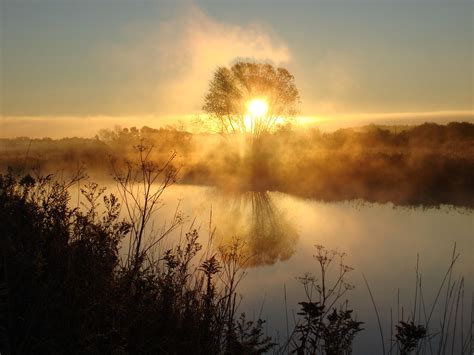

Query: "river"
left=74, top=182, right=473, bottom=353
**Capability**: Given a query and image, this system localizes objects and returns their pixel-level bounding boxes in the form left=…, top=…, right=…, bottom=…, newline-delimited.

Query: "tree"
left=203, top=62, right=299, bottom=140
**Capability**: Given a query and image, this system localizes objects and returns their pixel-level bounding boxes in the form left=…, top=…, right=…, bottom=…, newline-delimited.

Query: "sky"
left=1, top=0, right=473, bottom=137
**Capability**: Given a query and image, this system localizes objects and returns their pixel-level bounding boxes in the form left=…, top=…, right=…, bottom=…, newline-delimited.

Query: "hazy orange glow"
left=247, top=98, right=268, bottom=117
left=245, top=98, right=269, bottom=132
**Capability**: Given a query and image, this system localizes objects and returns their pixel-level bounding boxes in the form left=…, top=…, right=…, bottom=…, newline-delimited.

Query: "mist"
left=2, top=1, right=473, bottom=353
left=2, top=122, right=473, bottom=208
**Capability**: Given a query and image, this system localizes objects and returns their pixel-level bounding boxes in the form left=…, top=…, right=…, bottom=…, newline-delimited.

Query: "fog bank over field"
left=2, top=122, right=473, bottom=208
left=1, top=111, right=473, bottom=139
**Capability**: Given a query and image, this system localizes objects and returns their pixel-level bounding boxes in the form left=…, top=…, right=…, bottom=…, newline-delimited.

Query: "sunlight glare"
left=247, top=98, right=268, bottom=117
left=244, top=114, right=253, bottom=132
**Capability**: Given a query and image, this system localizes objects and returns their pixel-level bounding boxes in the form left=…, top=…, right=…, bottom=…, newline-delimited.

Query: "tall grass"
left=0, top=148, right=274, bottom=354
left=363, top=243, right=472, bottom=355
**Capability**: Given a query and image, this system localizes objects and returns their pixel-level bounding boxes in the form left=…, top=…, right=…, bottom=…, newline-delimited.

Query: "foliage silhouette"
left=202, top=62, right=299, bottom=139
left=0, top=162, right=273, bottom=354
left=395, top=321, right=427, bottom=354
left=289, top=245, right=364, bottom=354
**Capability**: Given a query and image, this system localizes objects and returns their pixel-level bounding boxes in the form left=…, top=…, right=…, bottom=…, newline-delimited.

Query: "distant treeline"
left=1, top=122, right=473, bottom=208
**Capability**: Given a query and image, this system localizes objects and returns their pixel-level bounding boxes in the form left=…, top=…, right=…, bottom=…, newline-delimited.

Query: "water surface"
left=79, top=183, right=473, bottom=353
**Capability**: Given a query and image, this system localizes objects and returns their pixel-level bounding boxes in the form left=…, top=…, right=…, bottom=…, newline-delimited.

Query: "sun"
left=244, top=98, right=269, bottom=132
left=246, top=98, right=268, bottom=117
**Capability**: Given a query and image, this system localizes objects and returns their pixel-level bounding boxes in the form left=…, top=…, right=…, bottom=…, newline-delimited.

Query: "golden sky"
left=1, top=0, right=473, bottom=136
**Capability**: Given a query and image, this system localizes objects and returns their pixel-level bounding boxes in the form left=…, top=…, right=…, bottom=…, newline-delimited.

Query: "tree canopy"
left=203, top=62, right=299, bottom=138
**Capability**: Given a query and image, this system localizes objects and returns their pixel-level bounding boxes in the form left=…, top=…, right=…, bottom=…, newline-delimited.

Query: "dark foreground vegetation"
left=1, top=121, right=473, bottom=208
left=0, top=170, right=275, bottom=354
left=1, top=148, right=471, bottom=353
left=1, top=167, right=367, bottom=354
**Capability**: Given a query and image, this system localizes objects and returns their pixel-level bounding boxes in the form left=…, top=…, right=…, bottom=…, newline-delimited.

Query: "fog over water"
left=72, top=182, right=472, bottom=353
left=3, top=0, right=473, bottom=352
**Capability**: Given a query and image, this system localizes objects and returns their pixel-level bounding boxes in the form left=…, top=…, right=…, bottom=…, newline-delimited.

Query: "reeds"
left=364, top=243, right=471, bottom=355
left=0, top=148, right=274, bottom=354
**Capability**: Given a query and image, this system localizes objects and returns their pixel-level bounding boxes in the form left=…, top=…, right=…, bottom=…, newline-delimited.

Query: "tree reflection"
left=213, top=191, right=298, bottom=267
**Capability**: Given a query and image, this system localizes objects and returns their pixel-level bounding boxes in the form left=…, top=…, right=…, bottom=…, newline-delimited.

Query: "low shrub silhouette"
left=0, top=169, right=273, bottom=354
left=289, top=246, right=364, bottom=354
left=395, top=321, right=427, bottom=354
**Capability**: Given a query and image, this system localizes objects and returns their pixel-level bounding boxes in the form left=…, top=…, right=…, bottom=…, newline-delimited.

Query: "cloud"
left=106, top=4, right=290, bottom=116
left=156, top=5, right=290, bottom=114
